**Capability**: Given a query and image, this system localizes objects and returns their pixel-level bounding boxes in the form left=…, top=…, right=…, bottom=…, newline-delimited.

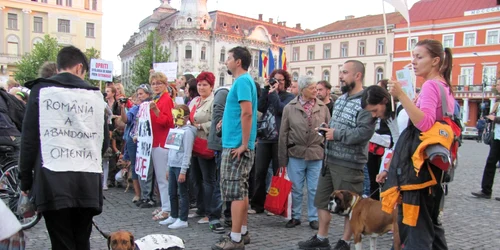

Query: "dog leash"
left=366, top=183, right=384, bottom=199
left=92, top=219, right=109, bottom=239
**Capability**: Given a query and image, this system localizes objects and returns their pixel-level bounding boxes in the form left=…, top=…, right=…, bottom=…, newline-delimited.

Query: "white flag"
left=384, top=0, right=410, bottom=22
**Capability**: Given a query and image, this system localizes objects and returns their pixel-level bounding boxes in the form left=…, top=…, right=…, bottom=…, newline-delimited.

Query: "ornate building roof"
left=409, top=0, right=499, bottom=22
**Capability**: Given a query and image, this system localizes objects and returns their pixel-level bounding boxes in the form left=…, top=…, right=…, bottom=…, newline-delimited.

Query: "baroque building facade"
left=0, top=0, right=103, bottom=83
left=119, top=0, right=304, bottom=87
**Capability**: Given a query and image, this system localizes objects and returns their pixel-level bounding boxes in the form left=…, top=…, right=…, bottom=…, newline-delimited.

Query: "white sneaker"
left=168, top=219, right=188, bottom=229
left=159, top=216, right=177, bottom=225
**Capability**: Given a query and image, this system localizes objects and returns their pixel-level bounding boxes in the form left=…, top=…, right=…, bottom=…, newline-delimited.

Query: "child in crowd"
left=159, top=105, right=197, bottom=229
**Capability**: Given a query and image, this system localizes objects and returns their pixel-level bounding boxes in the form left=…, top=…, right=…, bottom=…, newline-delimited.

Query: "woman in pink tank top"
left=388, top=39, right=453, bottom=250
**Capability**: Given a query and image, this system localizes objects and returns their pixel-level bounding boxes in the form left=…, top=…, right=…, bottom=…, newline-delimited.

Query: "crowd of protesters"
left=2, top=39, right=500, bottom=250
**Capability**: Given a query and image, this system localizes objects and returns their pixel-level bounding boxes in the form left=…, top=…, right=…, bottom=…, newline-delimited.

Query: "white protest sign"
left=396, top=67, right=416, bottom=101
left=153, top=62, right=178, bottom=81
left=135, top=102, right=153, bottom=180
left=90, top=59, right=114, bottom=82
left=39, top=87, right=105, bottom=173
left=134, top=234, right=185, bottom=250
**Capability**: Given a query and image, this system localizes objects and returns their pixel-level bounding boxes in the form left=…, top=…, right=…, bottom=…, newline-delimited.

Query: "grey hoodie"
left=167, top=125, right=197, bottom=174
left=327, top=89, right=376, bottom=170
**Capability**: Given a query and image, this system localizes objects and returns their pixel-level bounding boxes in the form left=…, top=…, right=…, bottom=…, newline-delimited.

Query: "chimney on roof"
left=345, top=15, right=355, bottom=20
left=283, top=21, right=286, bottom=27
left=269, top=18, right=273, bottom=23
left=258, top=14, right=263, bottom=20
left=277, top=21, right=282, bottom=26
left=296, top=23, right=301, bottom=29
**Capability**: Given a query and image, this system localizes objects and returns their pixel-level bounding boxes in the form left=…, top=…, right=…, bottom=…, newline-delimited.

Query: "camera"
left=317, top=123, right=328, bottom=137
left=268, top=78, right=278, bottom=85
left=118, top=97, right=128, bottom=104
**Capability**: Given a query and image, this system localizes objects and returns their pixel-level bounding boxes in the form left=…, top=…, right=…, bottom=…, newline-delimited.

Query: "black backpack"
left=0, top=88, right=26, bottom=132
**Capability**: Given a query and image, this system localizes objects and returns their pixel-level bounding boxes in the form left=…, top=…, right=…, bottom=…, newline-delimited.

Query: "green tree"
left=131, top=30, right=170, bottom=88
left=14, top=34, right=60, bottom=83
left=84, top=47, right=102, bottom=87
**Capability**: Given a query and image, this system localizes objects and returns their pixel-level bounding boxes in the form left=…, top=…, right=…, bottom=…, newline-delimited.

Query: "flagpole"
left=382, top=0, right=395, bottom=112
left=405, top=0, right=417, bottom=94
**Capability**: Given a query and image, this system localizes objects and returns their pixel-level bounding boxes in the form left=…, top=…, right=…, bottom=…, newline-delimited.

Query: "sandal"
left=151, top=208, right=162, bottom=216
left=152, top=211, right=169, bottom=221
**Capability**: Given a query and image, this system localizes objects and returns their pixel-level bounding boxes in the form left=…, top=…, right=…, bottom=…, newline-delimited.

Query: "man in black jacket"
left=19, top=46, right=109, bottom=250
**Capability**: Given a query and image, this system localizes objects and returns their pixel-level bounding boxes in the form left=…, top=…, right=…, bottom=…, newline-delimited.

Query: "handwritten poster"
left=153, top=62, right=178, bottom=81
left=39, top=87, right=105, bottom=173
left=396, top=68, right=416, bottom=100
left=135, top=102, right=153, bottom=180
left=90, top=59, right=114, bottom=82
left=134, top=234, right=185, bottom=249
left=165, top=128, right=185, bottom=151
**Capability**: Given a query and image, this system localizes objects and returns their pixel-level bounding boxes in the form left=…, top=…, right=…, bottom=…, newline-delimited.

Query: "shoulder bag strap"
left=436, top=82, right=448, bottom=117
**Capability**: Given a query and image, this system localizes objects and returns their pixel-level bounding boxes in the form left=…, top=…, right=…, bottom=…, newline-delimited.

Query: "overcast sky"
left=102, top=0, right=420, bottom=75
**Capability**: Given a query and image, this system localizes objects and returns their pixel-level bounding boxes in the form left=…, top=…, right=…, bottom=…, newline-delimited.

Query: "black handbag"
left=257, top=109, right=278, bottom=140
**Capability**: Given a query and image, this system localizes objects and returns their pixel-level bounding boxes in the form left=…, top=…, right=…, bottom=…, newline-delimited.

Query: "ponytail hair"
left=442, top=47, right=453, bottom=94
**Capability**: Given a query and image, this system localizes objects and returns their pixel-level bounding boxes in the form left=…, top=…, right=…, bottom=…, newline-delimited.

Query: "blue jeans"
left=125, top=139, right=138, bottom=180
left=363, top=164, right=370, bottom=197
left=287, top=157, right=321, bottom=222
left=168, top=167, right=189, bottom=221
left=191, top=156, right=220, bottom=222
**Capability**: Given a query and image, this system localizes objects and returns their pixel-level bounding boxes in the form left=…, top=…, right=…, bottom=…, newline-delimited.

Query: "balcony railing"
left=0, top=53, right=22, bottom=64
left=452, top=85, right=493, bottom=92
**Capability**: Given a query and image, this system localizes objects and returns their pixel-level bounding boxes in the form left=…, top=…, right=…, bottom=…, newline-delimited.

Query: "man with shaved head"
left=298, top=60, right=375, bottom=250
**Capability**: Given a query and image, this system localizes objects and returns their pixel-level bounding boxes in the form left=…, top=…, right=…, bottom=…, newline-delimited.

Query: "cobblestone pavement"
left=23, top=140, right=500, bottom=249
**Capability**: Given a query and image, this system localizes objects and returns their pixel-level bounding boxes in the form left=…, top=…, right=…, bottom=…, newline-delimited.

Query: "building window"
left=175, top=46, right=179, bottom=61
left=307, top=71, right=313, bottom=76
left=7, top=36, right=20, bottom=55
left=33, top=17, right=43, bottom=33
left=464, top=32, right=476, bottom=46
left=292, top=47, right=299, bottom=61
left=219, top=73, right=225, bottom=87
left=459, top=67, right=474, bottom=86
left=56, top=0, right=62, bottom=5
left=443, top=34, right=454, bottom=48
left=86, top=23, right=95, bottom=37
left=407, top=37, right=418, bottom=50
left=307, top=46, right=315, bottom=60
left=220, top=48, right=225, bottom=62
left=66, top=0, right=72, bottom=6
left=340, top=42, right=348, bottom=58
left=323, top=44, right=331, bottom=59
left=41, top=0, right=47, bottom=2
left=486, top=30, right=499, bottom=45
left=483, top=66, right=497, bottom=86
left=292, top=72, right=299, bottom=81
left=92, top=0, right=97, bottom=10
left=8, top=14, right=18, bottom=30
left=58, top=19, right=70, bottom=33
left=253, top=53, right=259, bottom=68
left=358, top=40, right=366, bottom=56
left=84, top=0, right=89, bottom=9
left=185, top=45, right=192, bottom=59
left=322, top=70, right=330, bottom=82
left=201, top=46, right=206, bottom=60
left=376, top=38, right=385, bottom=55
left=376, top=67, right=384, bottom=83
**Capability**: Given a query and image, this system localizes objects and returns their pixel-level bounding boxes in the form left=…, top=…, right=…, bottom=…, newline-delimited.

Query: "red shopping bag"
left=264, top=167, right=292, bottom=216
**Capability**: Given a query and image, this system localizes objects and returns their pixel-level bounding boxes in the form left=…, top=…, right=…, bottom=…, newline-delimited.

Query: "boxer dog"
left=328, top=190, right=400, bottom=250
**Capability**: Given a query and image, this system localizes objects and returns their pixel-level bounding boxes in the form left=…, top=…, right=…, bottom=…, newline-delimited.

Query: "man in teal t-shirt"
left=212, top=46, right=257, bottom=250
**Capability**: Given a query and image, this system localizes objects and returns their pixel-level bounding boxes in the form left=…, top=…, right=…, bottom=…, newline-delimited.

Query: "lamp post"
left=473, top=52, right=486, bottom=116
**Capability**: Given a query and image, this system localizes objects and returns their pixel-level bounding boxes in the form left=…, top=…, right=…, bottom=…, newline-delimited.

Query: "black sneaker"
left=140, top=200, right=155, bottom=208
left=471, top=190, right=491, bottom=199
left=298, top=235, right=330, bottom=250
left=286, top=218, right=301, bottom=228
left=224, top=218, right=232, bottom=227
left=135, top=199, right=145, bottom=207
left=332, top=239, right=350, bottom=250
left=309, top=220, right=319, bottom=230
left=210, top=223, right=225, bottom=234
left=495, top=197, right=500, bottom=201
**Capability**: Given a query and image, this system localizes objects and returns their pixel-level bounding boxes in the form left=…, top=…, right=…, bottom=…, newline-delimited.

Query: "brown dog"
left=328, top=190, right=400, bottom=250
left=107, top=231, right=135, bottom=250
